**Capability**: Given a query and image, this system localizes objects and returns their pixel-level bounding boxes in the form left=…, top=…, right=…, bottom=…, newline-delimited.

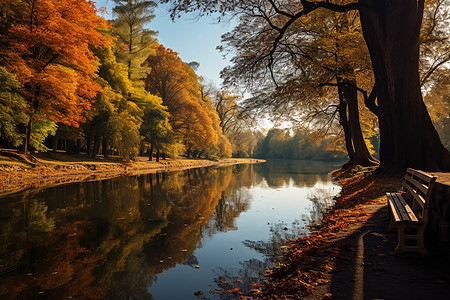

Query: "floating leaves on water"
left=193, top=291, right=203, bottom=296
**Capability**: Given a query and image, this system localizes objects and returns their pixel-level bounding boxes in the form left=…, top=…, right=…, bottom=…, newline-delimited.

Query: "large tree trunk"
left=342, top=78, right=378, bottom=166
left=359, top=0, right=450, bottom=173
left=338, top=84, right=356, bottom=161
left=149, top=144, right=153, bottom=161
left=336, top=75, right=378, bottom=167
left=24, top=116, right=32, bottom=154
left=76, top=138, right=81, bottom=154
left=86, top=133, right=92, bottom=156
left=101, top=137, right=108, bottom=158
left=52, top=133, right=58, bottom=152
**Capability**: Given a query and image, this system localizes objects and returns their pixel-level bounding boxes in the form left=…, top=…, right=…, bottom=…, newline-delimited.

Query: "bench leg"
left=416, top=226, right=427, bottom=255
left=387, top=206, right=396, bottom=231
left=395, top=224, right=427, bottom=255
left=395, top=224, right=407, bottom=254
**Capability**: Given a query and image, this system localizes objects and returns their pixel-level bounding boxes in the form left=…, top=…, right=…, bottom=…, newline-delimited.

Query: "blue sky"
left=95, top=1, right=232, bottom=87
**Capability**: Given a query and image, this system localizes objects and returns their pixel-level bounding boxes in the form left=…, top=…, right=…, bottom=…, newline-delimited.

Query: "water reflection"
left=0, top=160, right=341, bottom=299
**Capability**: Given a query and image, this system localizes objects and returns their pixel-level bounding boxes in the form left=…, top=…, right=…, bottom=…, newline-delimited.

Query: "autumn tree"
left=145, top=45, right=232, bottom=157
left=420, top=0, right=450, bottom=151
left=217, top=8, right=377, bottom=166
left=0, top=0, right=108, bottom=154
left=112, top=0, right=157, bottom=81
left=140, top=101, right=173, bottom=161
left=0, top=67, right=27, bottom=147
left=162, top=0, right=450, bottom=173
left=211, top=90, right=257, bottom=157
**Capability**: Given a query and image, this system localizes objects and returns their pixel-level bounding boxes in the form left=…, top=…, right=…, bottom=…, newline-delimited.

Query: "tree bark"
left=337, top=85, right=356, bottom=161
left=156, top=148, right=160, bottom=162
left=342, top=78, right=378, bottom=166
left=52, top=133, right=58, bottom=152
left=86, top=133, right=92, bottom=156
left=76, top=138, right=81, bottom=154
left=101, top=137, right=108, bottom=157
left=24, top=116, right=32, bottom=154
left=91, top=135, right=100, bottom=158
left=359, top=0, right=450, bottom=173
left=149, top=144, right=153, bottom=161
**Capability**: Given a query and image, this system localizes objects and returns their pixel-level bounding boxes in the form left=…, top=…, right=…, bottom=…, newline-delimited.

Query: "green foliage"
left=110, top=99, right=143, bottom=160
left=140, top=103, right=172, bottom=148
left=204, top=134, right=233, bottom=159
left=0, top=67, right=27, bottom=147
left=29, top=119, right=58, bottom=152
left=112, top=0, right=157, bottom=82
left=28, top=200, right=56, bottom=234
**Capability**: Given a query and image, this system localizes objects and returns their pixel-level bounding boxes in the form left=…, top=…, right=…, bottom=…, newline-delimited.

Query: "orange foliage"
left=1, top=0, right=109, bottom=126
left=145, top=44, right=219, bottom=151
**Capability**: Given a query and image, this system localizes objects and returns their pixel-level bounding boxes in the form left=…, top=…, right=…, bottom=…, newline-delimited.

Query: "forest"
left=0, top=0, right=449, bottom=172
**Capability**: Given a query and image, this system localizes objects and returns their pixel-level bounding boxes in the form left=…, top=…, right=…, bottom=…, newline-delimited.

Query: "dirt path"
left=0, top=154, right=264, bottom=196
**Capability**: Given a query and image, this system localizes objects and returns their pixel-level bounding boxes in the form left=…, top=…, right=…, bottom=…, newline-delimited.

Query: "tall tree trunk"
left=156, top=148, right=160, bottom=162
left=359, top=0, right=450, bottom=173
left=24, top=116, right=32, bottom=154
left=337, top=85, right=356, bottom=161
left=342, top=78, right=378, bottom=166
left=149, top=144, right=153, bottom=161
left=52, top=133, right=58, bottom=152
left=86, top=133, right=92, bottom=156
left=102, top=137, right=108, bottom=157
left=76, top=138, right=81, bottom=154
left=92, top=135, right=100, bottom=158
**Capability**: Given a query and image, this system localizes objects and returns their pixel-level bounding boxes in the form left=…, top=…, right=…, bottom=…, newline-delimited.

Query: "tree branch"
left=259, top=0, right=359, bottom=86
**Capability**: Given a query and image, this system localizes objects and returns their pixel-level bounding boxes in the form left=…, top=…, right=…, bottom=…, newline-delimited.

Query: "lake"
left=0, top=160, right=342, bottom=299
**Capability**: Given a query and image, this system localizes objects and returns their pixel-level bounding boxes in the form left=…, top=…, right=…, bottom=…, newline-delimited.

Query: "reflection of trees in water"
left=143, top=167, right=234, bottom=275
left=305, top=186, right=339, bottom=227
left=0, top=160, right=341, bottom=299
left=211, top=219, right=307, bottom=298
left=205, top=187, right=251, bottom=235
left=256, top=160, right=341, bottom=188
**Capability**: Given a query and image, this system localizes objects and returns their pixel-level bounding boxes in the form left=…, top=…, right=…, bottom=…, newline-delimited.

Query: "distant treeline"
left=249, top=129, right=347, bottom=161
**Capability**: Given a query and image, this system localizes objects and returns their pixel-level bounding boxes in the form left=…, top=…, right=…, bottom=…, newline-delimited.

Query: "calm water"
left=0, top=160, right=341, bottom=299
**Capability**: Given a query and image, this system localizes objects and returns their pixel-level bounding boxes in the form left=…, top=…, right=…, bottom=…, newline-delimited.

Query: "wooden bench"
left=387, top=168, right=436, bottom=255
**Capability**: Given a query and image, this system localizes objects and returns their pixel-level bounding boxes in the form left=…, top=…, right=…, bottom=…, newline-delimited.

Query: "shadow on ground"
left=310, top=207, right=450, bottom=299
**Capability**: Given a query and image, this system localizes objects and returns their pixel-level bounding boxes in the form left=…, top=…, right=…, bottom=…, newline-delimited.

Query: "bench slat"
left=387, top=193, right=403, bottom=222
left=403, top=182, right=426, bottom=209
left=404, top=174, right=429, bottom=196
left=406, top=168, right=435, bottom=184
left=393, top=194, right=412, bottom=222
left=394, top=193, right=418, bottom=222
left=387, top=193, right=418, bottom=223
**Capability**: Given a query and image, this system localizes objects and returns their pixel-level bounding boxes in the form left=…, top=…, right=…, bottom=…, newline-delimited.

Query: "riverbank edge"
left=258, top=167, right=404, bottom=299
left=0, top=156, right=265, bottom=196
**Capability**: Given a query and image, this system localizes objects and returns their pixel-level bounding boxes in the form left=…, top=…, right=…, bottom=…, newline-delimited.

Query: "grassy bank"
left=0, top=150, right=265, bottom=196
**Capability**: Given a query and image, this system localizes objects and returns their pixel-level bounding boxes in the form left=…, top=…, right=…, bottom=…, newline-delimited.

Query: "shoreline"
left=0, top=156, right=265, bottom=196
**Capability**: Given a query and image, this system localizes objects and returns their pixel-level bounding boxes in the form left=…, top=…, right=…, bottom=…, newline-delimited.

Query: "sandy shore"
left=0, top=156, right=265, bottom=196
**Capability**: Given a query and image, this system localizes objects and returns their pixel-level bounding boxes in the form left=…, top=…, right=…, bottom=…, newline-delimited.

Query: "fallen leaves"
left=258, top=171, right=402, bottom=299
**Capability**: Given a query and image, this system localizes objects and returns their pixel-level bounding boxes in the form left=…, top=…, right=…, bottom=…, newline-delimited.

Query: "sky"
left=95, top=1, right=233, bottom=87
